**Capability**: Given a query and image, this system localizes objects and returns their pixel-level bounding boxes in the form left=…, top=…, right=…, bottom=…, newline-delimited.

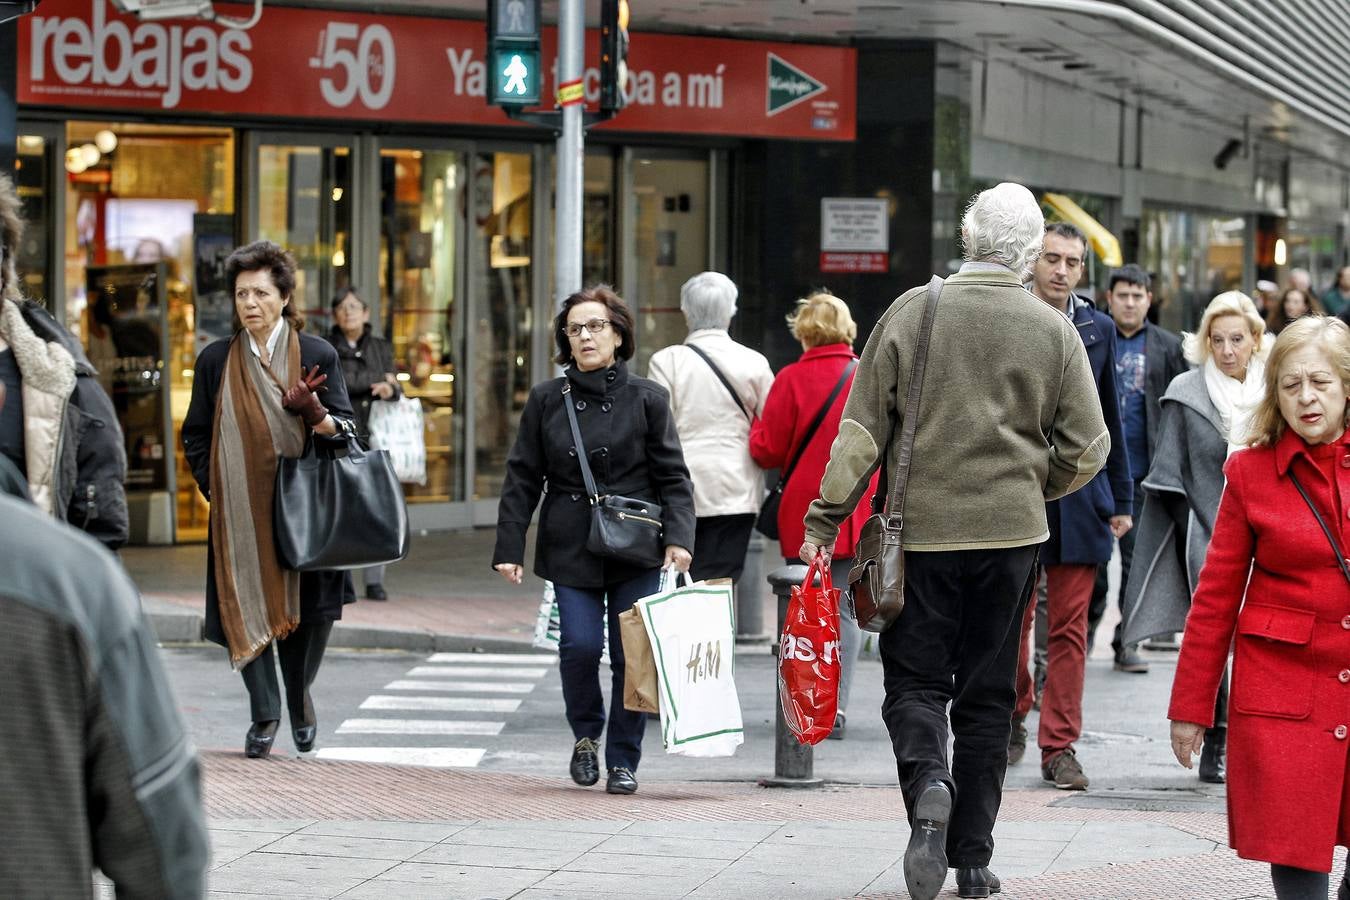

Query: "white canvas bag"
left=367, top=395, right=427, bottom=485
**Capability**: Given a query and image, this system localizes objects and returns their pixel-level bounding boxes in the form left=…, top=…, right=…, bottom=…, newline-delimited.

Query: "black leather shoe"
left=1199, top=727, right=1226, bottom=784
left=605, top=766, right=638, bottom=795
left=365, top=584, right=388, bottom=601
left=293, top=724, right=317, bottom=754
left=569, top=738, right=600, bottom=786
left=956, top=866, right=1002, bottom=898
left=245, top=720, right=279, bottom=759
left=903, top=780, right=952, bottom=900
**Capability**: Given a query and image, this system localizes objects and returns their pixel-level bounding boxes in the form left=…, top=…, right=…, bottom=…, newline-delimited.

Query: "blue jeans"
left=553, top=569, right=662, bottom=772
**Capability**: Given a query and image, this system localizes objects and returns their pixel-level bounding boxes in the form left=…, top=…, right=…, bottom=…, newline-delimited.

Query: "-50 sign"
left=308, top=21, right=395, bottom=110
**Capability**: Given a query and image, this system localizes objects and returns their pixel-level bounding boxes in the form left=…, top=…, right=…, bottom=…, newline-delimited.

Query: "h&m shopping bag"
left=367, top=395, right=427, bottom=486
left=636, top=569, right=743, bottom=758
left=778, top=556, right=842, bottom=745
left=619, top=603, right=660, bottom=714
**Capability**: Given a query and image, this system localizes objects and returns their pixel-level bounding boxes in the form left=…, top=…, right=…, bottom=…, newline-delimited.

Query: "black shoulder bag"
left=755, top=359, right=858, bottom=540
left=1290, top=471, right=1350, bottom=587
left=562, top=382, right=666, bottom=568
left=686, top=344, right=750, bottom=420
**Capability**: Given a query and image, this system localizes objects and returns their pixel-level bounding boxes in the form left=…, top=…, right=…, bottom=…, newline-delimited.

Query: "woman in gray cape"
left=1121, top=291, right=1269, bottom=784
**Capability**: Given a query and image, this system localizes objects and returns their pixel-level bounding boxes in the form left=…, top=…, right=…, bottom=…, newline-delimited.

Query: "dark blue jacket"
left=1044, top=297, right=1132, bottom=564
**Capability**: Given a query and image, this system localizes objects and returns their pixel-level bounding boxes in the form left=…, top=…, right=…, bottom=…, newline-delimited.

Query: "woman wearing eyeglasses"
left=492, top=284, right=695, bottom=796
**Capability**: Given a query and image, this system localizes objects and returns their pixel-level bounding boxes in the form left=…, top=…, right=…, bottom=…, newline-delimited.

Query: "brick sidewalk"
left=199, top=751, right=1295, bottom=898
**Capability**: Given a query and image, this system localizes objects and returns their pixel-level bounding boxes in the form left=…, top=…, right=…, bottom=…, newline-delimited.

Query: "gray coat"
left=1120, top=369, right=1229, bottom=645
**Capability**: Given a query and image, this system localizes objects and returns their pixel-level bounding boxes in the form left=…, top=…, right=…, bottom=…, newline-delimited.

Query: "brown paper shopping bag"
left=619, top=604, right=660, bottom=713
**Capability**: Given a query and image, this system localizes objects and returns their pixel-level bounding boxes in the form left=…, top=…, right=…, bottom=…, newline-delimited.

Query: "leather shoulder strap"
left=888, top=276, right=944, bottom=526
left=561, top=383, right=600, bottom=501
left=686, top=343, right=749, bottom=420
left=1289, top=470, right=1350, bottom=587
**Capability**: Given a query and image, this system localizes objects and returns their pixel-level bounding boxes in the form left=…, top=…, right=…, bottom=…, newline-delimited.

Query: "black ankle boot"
left=1199, top=726, right=1226, bottom=783
left=245, top=720, right=279, bottom=758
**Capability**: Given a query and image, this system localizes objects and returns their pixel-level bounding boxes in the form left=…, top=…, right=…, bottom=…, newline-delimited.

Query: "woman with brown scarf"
left=182, top=241, right=355, bottom=759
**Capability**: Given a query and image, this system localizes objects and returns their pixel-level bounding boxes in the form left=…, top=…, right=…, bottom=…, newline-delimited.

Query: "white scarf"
left=1203, top=356, right=1265, bottom=455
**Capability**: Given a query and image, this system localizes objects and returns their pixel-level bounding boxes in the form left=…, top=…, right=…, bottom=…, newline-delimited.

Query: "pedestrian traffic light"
left=600, top=0, right=630, bottom=113
left=487, top=0, right=542, bottom=108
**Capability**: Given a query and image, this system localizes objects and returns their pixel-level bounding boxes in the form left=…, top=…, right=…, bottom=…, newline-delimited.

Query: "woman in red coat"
left=1169, top=315, right=1350, bottom=899
left=750, top=290, right=876, bottom=738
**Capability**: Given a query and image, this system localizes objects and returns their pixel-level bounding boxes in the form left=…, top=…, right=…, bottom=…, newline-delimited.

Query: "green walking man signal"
left=487, top=0, right=541, bottom=107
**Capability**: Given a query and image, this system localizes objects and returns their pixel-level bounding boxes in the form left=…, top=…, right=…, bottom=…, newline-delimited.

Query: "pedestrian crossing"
left=316, top=651, right=556, bottom=768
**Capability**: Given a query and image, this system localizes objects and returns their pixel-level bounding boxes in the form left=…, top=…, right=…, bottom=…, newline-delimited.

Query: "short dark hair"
left=1044, top=222, right=1088, bottom=256
left=226, top=240, right=303, bottom=330
left=1108, top=264, right=1151, bottom=293
left=331, top=287, right=367, bottom=311
left=553, top=284, right=635, bottom=367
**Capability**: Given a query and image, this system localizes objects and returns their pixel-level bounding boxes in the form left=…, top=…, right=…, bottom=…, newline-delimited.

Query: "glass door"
left=247, top=133, right=354, bottom=334
left=622, top=149, right=710, bottom=375
left=376, top=144, right=468, bottom=505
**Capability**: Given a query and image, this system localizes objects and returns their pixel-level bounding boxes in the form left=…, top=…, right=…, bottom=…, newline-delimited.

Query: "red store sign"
left=19, top=0, right=857, bottom=141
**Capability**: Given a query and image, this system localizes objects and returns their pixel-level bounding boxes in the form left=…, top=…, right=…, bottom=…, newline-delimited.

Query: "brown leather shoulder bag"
left=848, top=276, right=943, bottom=633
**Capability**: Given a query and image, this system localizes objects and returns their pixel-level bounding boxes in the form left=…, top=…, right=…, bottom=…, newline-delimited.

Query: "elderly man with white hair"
left=648, top=272, right=774, bottom=583
left=799, top=183, right=1109, bottom=900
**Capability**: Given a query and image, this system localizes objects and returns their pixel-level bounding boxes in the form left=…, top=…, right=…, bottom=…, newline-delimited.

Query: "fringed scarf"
left=210, top=323, right=306, bottom=668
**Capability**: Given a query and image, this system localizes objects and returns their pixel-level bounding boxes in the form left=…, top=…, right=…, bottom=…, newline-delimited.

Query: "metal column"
left=553, top=0, right=584, bottom=303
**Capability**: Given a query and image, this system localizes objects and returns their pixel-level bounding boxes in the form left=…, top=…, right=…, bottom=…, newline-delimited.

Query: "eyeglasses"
left=563, top=318, right=611, bottom=338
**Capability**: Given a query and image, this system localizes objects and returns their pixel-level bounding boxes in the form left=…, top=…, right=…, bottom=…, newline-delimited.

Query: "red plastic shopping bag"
left=777, top=556, right=842, bottom=745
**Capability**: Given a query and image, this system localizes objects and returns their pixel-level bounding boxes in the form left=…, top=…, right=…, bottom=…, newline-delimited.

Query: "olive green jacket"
left=803, top=267, right=1109, bottom=552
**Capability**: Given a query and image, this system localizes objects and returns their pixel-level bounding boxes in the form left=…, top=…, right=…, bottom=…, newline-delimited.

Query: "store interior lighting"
left=95, top=130, right=119, bottom=154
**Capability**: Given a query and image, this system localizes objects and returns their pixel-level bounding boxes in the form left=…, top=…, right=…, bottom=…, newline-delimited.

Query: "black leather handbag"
left=562, top=382, right=665, bottom=568
left=274, top=427, right=411, bottom=571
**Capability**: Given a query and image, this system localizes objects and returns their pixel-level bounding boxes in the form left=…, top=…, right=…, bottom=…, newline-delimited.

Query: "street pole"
left=0, top=17, right=18, bottom=173
left=553, top=0, right=584, bottom=304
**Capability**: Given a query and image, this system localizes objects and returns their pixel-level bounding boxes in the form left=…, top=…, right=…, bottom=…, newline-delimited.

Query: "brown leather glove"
left=282, top=365, right=329, bottom=428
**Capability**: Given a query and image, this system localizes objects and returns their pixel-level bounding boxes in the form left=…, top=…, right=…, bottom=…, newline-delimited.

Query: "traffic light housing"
left=600, top=0, right=629, bottom=113
left=487, top=0, right=542, bottom=108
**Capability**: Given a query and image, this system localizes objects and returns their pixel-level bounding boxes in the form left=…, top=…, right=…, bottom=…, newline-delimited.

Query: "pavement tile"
left=693, top=843, right=888, bottom=898
left=562, top=850, right=730, bottom=878
left=764, top=820, right=909, bottom=849
left=207, top=829, right=283, bottom=867
left=618, top=820, right=784, bottom=841
left=589, top=832, right=755, bottom=860
left=259, top=832, right=436, bottom=861
left=409, top=842, right=583, bottom=869
left=359, top=861, right=548, bottom=892
left=531, top=869, right=707, bottom=896
left=205, top=893, right=279, bottom=900
left=442, top=824, right=610, bottom=852
left=207, top=869, right=359, bottom=898
left=297, top=820, right=472, bottom=842
left=211, top=851, right=393, bottom=881
left=210, top=818, right=315, bottom=834
left=465, top=818, right=632, bottom=835
left=993, top=820, right=1083, bottom=841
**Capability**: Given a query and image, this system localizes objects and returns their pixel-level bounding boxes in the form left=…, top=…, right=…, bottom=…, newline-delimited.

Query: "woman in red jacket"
left=750, top=290, right=876, bottom=739
left=1169, top=315, right=1350, bottom=899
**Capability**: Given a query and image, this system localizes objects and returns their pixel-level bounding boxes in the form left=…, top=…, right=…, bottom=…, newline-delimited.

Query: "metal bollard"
left=735, top=532, right=768, bottom=641
left=759, top=564, right=823, bottom=788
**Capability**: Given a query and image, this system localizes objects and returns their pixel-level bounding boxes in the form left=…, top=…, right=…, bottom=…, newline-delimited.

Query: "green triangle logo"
left=766, top=53, right=826, bottom=116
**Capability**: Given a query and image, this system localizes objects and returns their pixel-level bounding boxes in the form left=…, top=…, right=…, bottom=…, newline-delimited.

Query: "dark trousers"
left=1088, top=477, right=1144, bottom=652
left=690, top=514, right=756, bottom=584
left=239, top=621, right=334, bottom=728
left=879, top=545, right=1040, bottom=868
left=554, top=569, right=663, bottom=772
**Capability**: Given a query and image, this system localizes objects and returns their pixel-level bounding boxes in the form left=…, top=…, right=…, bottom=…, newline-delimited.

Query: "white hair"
left=1181, top=290, right=1268, bottom=365
left=960, top=183, right=1045, bottom=277
left=680, top=271, right=738, bottom=331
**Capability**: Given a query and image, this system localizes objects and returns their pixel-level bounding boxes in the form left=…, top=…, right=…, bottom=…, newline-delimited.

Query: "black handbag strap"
left=561, top=382, right=601, bottom=502
left=777, top=359, right=858, bottom=493
left=685, top=343, right=750, bottom=420
left=884, top=275, right=944, bottom=525
left=1289, top=470, right=1350, bottom=587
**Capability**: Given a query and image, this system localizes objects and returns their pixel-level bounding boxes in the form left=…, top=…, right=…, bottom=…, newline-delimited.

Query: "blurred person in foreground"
left=0, top=490, right=208, bottom=897
left=1265, top=285, right=1324, bottom=336
left=1012, top=223, right=1133, bottom=793
left=1122, top=290, right=1270, bottom=783
left=800, top=183, right=1108, bottom=900
left=493, top=285, right=695, bottom=797
left=327, top=287, right=401, bottom=601
left=648, top=271, right=773, bottom=585
left=1168, top=316, right=1350, bottom=900
left=182, top=240, right=356, bottom=760
left=1323, top=266, right=1350, bottom=318
left=0, top=173, right=128, bottom=548
left=1086, top=265, right=1187, bottom=673
left=749, top=289, right=876, bottom=739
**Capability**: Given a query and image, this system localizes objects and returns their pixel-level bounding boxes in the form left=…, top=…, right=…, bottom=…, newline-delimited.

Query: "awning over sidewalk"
left=1042, top=192, right=1123, bottom=267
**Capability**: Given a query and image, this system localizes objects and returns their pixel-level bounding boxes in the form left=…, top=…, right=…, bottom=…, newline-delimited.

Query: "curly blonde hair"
left=1181, top=290, right=1267, bottom=366
left=786, top=290, right=857, bottom=348
left=1247, top=315, right=1350, bottom=447
left=0, top=174, right=24, bottom=305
